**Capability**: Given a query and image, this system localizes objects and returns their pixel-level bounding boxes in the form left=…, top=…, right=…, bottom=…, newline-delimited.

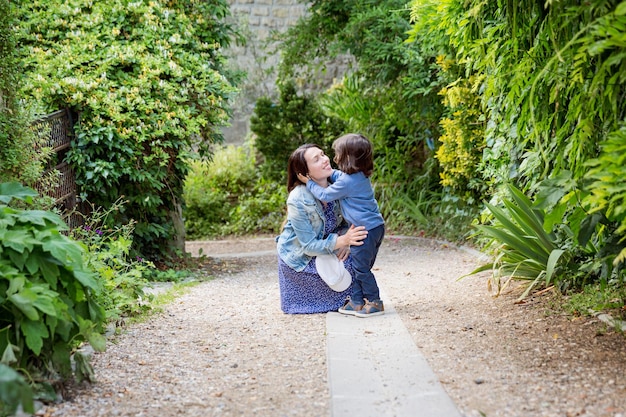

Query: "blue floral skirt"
left=278, top=255, right=353, bottom=314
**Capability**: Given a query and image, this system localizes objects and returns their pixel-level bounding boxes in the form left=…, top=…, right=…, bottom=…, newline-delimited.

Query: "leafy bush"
left=183, top=142, right=286, bottom=239
left=251, top=80, right=346, bottom=183
left=228, top=178, right=287, bottom=236
left=17, top=0, right=241, bottom=260
left=0, top=182, right=106, bottom=412
left=413, top=0, right=626, bottom=260
left=470, top=180, right=626, bottom=299
left=184, top=144, right=254, bottom=238
left=535, top=172, right=626, bottom=291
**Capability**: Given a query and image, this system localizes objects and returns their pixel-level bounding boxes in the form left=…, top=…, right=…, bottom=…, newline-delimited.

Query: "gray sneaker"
left=355, top=299, right=384, bottom=317
left=338, top=297, right=364, bottom=316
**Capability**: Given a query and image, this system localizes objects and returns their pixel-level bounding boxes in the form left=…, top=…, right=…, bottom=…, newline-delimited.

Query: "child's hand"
left=297, top=173, right=310, bottom=184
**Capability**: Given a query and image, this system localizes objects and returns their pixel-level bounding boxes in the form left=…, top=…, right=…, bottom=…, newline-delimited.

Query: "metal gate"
left=32, top=109, right=83, bottom=229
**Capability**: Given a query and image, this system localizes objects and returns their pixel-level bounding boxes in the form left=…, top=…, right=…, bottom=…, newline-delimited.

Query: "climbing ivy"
left=408, top=0, right=626, bottom=287
left=16, top=0, right=242, bottom=259
left=0, top=0, right=47, bottom=186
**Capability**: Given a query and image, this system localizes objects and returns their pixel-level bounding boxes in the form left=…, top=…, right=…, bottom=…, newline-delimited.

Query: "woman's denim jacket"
left=276, top=185, right=346, bottom=272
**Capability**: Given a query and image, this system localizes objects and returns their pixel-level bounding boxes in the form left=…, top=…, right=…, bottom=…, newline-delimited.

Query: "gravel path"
left=40, top=237, right=626, bottom=417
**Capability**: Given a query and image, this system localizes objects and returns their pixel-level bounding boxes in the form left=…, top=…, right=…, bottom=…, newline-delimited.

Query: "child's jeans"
left=350, top=224, right=385, bottom=303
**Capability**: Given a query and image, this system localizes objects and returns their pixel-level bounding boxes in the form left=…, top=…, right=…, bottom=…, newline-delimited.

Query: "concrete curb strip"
left=326, top=290, right=463, bottom=417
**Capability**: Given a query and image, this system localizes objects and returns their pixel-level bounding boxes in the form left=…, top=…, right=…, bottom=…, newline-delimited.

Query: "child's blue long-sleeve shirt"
left=307, top=169, right=384, bottom=231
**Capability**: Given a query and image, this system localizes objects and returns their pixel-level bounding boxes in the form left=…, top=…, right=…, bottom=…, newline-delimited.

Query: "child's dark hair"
left=332, top=133, right=374, bottom=177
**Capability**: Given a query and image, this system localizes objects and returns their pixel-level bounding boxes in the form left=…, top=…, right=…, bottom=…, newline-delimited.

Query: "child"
left=298, top=133, right=385, bottom=317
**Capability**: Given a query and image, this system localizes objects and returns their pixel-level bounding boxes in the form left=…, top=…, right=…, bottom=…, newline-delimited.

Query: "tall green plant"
left=469, top=184, right=568, bottom=299
left=17, top=0, right=241, bottom=259
left=409, top=0, right=626, bottom=291
left=416, top=0, right=626, bottom=191
left=0, top=182, right=106, bottom=410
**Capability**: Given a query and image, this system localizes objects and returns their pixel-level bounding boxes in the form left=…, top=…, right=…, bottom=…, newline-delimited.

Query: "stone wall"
left=223, top=0, right=349, bottom=144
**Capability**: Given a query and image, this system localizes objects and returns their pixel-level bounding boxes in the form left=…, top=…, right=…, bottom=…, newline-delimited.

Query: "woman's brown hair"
left=286, top=143, right=321, bottom=192
left=332, top=133, right=374, bottom=177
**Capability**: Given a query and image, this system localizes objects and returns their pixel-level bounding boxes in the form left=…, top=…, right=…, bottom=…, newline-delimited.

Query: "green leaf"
left=1, top=229, right=38, bottom=254
left=1, top=343, right=18, bottom=365
left=38, top=258, right=62, bottom=288
left=6, top=275, right=25, bottom=295
left=534, top=171, right=575, bottom=210
left=0, top=363, right=35, bottom=414
left=16, top=210, right=66, bottom=228
left=21, top=319, right=49, bottom=356
left=476, top=224, right=549, bottom=265
left=74, top=349, right=96, bottom=383
left=8, top=291, right=40, bottom=321
left=507, top=185, right=555, bottom=250
left=87, top=296, right=106, bottom=323
left=7, top=248, right=28, bottom=271
left=0, top=182, right=38, bottom=204
left=0, top=261, right=23, bottom=282
left=24, top=251, right=43, bottom=275
left=51, top=342, right=72, bottom=379
left=543, top=202, right=568, bottom=234
left=578, top=212, right=605, bottom=247
left=53, top=314, right=73, bottom=342
left=87, top=332, right=107, bottom=353
left=545, top=249, right=565, bottom=286
left=73, top=269, right=100, bottom=291
left=33, top=289, right=59, bottom=317
left=42, top=235, right=85, bottom=265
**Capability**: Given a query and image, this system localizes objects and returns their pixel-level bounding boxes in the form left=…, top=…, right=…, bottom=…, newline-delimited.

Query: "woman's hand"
left=336, top=246, right=350, bottom=261
left=336, top=224, right=367, bottom=250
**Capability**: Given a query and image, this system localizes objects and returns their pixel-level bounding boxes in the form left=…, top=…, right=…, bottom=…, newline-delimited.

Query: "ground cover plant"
left=69, top=199, right=154, bottom=323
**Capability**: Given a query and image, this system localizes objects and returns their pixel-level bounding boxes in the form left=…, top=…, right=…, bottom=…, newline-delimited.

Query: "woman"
left=276, top=144, right=368, bottom=314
